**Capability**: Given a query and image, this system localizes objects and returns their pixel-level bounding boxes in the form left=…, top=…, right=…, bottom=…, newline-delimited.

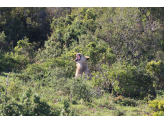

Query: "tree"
left=95, top=7, right=163, bottom=64
left=0, top=7, right=53, bottom=50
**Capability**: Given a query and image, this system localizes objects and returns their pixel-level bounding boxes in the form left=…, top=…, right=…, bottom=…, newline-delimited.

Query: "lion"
left=74, top=53, right=89, bottom=78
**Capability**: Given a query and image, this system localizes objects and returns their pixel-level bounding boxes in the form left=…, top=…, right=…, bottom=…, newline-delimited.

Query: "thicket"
left=92, top=61, right=156, bottom=100
left=1, top=7, right=164, bottom=115
left=149, top=99, right=164, bottom=116
left=146, top=60, right=164, bottom=90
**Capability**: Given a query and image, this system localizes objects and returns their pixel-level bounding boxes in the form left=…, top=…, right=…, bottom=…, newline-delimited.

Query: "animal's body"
left=74, top=53, right=89, bottom=78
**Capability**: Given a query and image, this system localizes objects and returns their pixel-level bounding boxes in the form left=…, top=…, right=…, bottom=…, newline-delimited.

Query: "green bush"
left=36, top=40, right=63, bottom=62
left=7, top=81, right=22, bottom=100
left=0, top=90, right=60, bottom=116
left=0, top=52, right=18, bottom=72
left=11, top=37, right=35, bottom=70
left=61, top=98, right=71, bottom=116
left=50, top=7, right=98, bottom=49
left=0, top=85, right=5, bottom=93
left=113, top=95, right=139, bottom=106
left=86, top=41, right=116, bottom=69
left=95, top=7, right=162, bottom=64
left=0, top=56, right=5, bottom=72
left=15, top=62, right=48, bottom=82
left=69, top=78, right=94, bottom=102
left=146, top=60, right=164, bottom=89
left=0, top=31, right=6, bottom=51
left=98, top=61, right=156, bottom=100
left=153, top=111, right=164, bottom=116
left=0, top=37, right=36, bottom=72
left=26, top=64, right=47, bottom=78
left=149, top=99, right=164, bottom=116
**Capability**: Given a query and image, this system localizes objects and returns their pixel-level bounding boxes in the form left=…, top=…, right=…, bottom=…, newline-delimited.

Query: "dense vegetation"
left=1, top=7, right=164, bottom=116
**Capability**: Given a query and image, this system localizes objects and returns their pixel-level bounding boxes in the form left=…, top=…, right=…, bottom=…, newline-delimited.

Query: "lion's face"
left=74, top=53, right=86, bottom=64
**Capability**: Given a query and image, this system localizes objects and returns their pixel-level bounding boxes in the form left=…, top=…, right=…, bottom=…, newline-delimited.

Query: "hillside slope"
left=1, top=7, right=164, bottom=116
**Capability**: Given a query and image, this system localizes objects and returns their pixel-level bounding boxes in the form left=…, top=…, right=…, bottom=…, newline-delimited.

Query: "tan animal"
left=74, top=53, right=90, bottom=78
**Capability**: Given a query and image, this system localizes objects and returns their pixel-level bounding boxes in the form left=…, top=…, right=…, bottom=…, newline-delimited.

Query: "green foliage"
left=146, top=60, right=164, bottom=89
left=99, top=61, right=156, bottom=100
left=0, top=85, right=5, bottom=93
left=91, top=71, right=104, bottom=87
left=36, top=40, right=63, bottom=62
left=87, top=42, right=103, bottom=65
left=13, top=37, right=36, bottom=65
left=0, top=32, right=7, bottom=71
left=26, top=63, right=47, bottom=80
left=0, top=31, right=6, bottom=51
left=2, top=7, right=164, bottom=116
left=0, top=89, right=60, bottom=116
left=1, top=96, right=51, bottom=116
left=49, top=7, right=98, bottom=50
left=61, top=98, right=71, bottom=116
left=4, top=52, right=20, bottom=70
left=160, top=40, right=164, bottom=52
left=149, top=99, right=164, bottom=116
left=153, top=111, right=164, bottom=116
left=48, top=55, right=75, bottom=78
left=87, top=41, right=115, bottom=67
left=113, top=95, right=139, bottom=106
left=0, top=7, right=53, bottom=49
left=7, top=81, right=22, bottom=99
left=15, top=62, right=48, bottom=82
left=95, top=7, right=162, bottom=64
left=146, top=60, right=163, bottom=74
left=69, top=78, right=94, bottom=102
left=25, top=63, right=46, bottom=76
left=0, top=37, right=36, bottom=72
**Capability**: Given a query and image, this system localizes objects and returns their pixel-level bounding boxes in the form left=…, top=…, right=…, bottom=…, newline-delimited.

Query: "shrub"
left=0, top=90, right=60, bottom=116
left=149, top=99, right=164, bottom=116
left=7, top=81, right=22, bottom=100
left=99, top=61, right=156, bottom=100
left=15, top=63, right=48, bottom=82
left=69, top=78, right=94, bottom=102
left=1, top=52, right=19, bottom=72
left=36, top=40, right=63, bottom=62
left=113, top=95, right=139, bottom=106
left=0, top=85, right=5, bottom=93
left=95, top=8, right=162, bottom=64
left=146, top=60, right=164, bottom=89
left=153, top=111, right=164, bottom=116
left=0, top=37, right=36, bottom=71
left=86, top=41, right=116, bottom=70
left=0, top=31, right=6, bottom=51
left=26, top=63, right=46, bottom=75
left=113, top=109, right=125, bottom=116
left=11, top=37, right=36, bottom=70
left=32, top=95, right=52, bottom=116
left=61, top=98, right=71, bottom=116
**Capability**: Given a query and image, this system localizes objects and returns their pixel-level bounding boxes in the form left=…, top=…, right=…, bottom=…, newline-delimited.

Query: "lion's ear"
left=85, top=56, right=89, bottom=60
